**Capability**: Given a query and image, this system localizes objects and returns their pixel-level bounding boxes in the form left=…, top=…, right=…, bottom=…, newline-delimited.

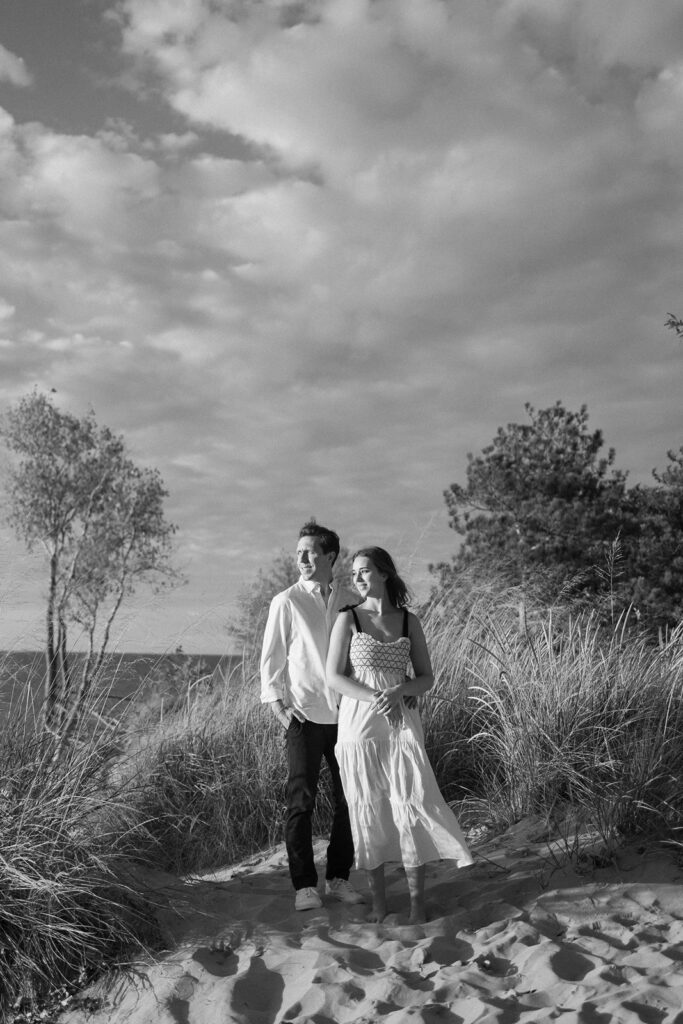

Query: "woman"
left=326, top=547, right=473, bottom=924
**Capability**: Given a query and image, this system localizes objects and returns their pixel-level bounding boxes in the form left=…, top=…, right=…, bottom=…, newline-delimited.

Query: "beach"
left=61, top=819, right=683, bottom=1024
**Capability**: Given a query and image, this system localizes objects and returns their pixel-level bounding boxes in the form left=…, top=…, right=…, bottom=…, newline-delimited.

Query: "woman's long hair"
left=352, top=547, right=411, bottom=608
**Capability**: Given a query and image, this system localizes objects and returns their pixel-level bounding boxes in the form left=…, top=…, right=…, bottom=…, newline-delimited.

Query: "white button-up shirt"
left=260, top=577, right=358, bottom=724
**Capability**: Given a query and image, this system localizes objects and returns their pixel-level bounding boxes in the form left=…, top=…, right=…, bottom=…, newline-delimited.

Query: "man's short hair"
left=299, top=520, right=340, bottom=563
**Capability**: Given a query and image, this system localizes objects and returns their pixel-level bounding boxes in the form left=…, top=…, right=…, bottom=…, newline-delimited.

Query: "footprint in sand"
left=550, top=943, right=595, bottom=981
left=165, top=975, right=198, bottom=1024
left=579, top=1001, right=614, bottom=1024
left=192, top=944, right=239, bottom=977
left=621, top=999, right=668, bottom=1024
left=229, top=953, right=285, bottom=1024
left=417, top=935, right=475, bottom=968
left=475, top=953, right=517, bottom=977
left=578, top=922, right=638, bottom=952
left=166, top=996, right=190, bottom=1024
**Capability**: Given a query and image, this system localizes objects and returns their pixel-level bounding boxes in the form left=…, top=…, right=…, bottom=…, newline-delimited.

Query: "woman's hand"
left=384, top=704, right=404, bottom=727
left=372, top=684, right=404, bottom=721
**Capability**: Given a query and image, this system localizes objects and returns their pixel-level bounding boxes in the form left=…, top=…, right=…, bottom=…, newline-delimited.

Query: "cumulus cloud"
left=0, top=43, right=32, bottom=87
left=1, top=0, right=682, bottom=649
left=114, top=0, right=681, bottom=313
left=502, top=0, right=683, bottom=74
left=2, top=125, right=160, bottom=237
left=119, top=0, right=518, bottom=173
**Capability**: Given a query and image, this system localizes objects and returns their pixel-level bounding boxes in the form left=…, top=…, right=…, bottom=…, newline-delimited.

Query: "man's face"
left=297, top=536, right=334, bottom=584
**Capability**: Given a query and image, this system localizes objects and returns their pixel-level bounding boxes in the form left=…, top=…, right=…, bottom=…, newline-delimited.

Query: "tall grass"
left=422, top=581, right=683, bottom=848
left=2, top=582, right=683, bottom=1013
left=0, top=679, right=160, bottom=1017
left=117, top=580, right=683, bottom=879
left=116, top=661, right=341, bottom=874
left=116, top=677, right=288, bottom=873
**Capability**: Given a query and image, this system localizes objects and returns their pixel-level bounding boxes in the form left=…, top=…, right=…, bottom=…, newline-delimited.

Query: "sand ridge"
left=63, top=821, right=683, bottom=1024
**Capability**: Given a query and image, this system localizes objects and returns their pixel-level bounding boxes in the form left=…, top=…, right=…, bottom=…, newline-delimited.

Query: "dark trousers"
left=285, top=718, right=354, bottom=891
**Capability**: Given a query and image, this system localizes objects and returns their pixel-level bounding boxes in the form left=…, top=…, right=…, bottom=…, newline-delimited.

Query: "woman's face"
left=352, top=556, right=386, bottom=599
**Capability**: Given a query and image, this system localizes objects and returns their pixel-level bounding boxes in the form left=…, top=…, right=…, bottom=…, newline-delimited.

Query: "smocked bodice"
left=349, top=632, right=410, bottom=681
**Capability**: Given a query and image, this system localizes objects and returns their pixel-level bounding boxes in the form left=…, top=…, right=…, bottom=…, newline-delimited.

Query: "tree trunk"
left=42, top=551, right=60, bottom=731
left=58, top=582, right=126, bottom=744
left=56, top=615, right=73, bottom=729
left=59, top=649, right=97, bottom=743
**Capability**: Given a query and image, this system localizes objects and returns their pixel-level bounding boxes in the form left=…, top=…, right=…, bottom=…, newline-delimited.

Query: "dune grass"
left=423, top=583, right=683, bottom=850
left=116, top=682, right=287, bottom=874
left=117, top=583, right=683, bottom=877
left=116, top=663, right=337, bottom=875
left=0, top=697, right=160, bottom=1018
left=2, top=581, right=683, bottom=1014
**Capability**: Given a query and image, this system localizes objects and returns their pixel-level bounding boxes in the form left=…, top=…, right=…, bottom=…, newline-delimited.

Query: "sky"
left=0, top=0, right=682, bottom=654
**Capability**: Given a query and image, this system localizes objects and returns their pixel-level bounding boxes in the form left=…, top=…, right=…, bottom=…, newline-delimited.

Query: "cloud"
left=118, top=0, right=515, bottom=173
left=636, top=63, right=683, bottom=162
left=2, top=0, right=683, bottom=649
left=0, top=43, right=32, bottom=87
left=113, top=0, right=683, bottom=323
left=502, top=0, right=683, bottom=74
left=2, top=124, right=160, bottom=238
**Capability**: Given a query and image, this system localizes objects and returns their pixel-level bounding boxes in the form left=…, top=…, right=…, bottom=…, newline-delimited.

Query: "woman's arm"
left=371, top=613, right=434, bottom=718
left=326, top=611, right=376, bottom=703
left=404, top=613, right=435, bottom=695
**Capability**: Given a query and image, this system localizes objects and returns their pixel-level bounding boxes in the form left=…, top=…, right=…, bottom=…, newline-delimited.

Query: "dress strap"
left=340, top=604, right=363, bottom=632
left=402, top=608, right=409, bottom=637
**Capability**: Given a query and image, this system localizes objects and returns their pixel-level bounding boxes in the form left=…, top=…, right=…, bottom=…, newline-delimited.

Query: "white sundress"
left=335, top=609, right=474, bottom=872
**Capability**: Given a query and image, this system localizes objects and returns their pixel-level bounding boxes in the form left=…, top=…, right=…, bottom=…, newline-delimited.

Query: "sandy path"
left=62, top=821, right=683, bottom=1023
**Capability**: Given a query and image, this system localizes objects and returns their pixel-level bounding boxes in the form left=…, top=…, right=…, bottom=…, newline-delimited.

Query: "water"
left=0, top=650, right=243, bottom=722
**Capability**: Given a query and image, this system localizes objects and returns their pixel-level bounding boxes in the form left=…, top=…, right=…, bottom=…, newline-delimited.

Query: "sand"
left=62, top=819, right=683, bottom=1024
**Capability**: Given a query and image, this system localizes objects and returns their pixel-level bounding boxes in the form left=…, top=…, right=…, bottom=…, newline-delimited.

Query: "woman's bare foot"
left=366, top=865, right=387, bottom=924
left=367, top=900, right=387, bottom=923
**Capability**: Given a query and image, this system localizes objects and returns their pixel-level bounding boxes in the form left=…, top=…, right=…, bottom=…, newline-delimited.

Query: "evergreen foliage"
left=438, top=401, right=683, bottom=632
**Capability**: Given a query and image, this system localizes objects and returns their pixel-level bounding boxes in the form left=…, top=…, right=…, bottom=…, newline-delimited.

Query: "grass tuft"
left=421, top=580, right=683, bottom=853
left=0, top=715, right=160, bottom=1016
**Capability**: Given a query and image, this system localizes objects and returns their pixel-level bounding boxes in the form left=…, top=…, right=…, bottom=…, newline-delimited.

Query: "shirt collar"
left=300, top=577, right=339, bottom=594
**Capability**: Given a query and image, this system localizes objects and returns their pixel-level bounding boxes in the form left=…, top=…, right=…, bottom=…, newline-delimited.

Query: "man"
left=260, top=520, right=365, bottom=911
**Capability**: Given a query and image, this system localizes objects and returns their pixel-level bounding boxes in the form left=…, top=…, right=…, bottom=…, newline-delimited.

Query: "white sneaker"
left=295, top=886, right=323, bottom=911
left=325, top=878, right=366, bottom=904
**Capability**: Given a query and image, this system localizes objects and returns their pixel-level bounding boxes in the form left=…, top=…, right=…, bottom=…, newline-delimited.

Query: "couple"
left=260, top=520, right=473, bottom=924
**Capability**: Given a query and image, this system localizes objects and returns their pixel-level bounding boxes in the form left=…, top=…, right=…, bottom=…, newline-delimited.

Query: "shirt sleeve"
left=260, top=593, right=291, bottom=704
